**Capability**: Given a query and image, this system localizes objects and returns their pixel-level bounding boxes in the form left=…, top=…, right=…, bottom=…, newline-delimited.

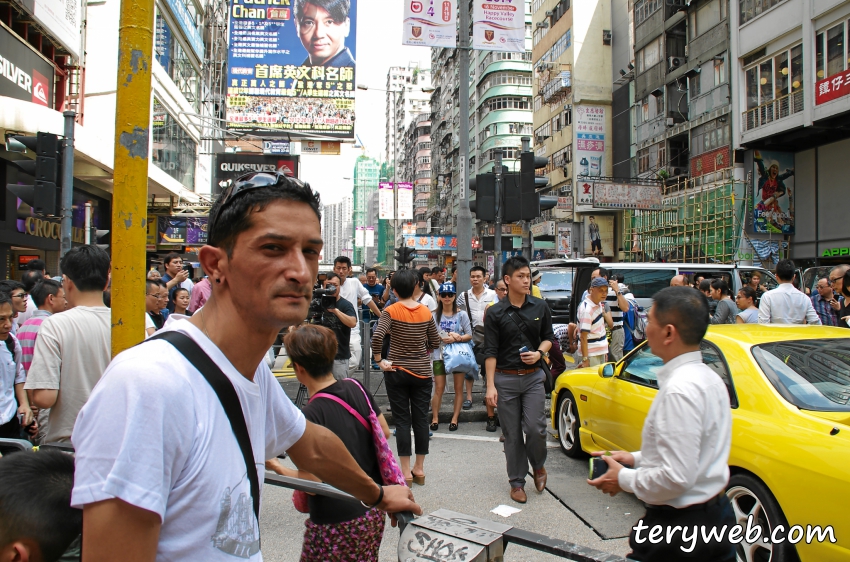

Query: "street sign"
left=262, top=141, right=291, bottom=155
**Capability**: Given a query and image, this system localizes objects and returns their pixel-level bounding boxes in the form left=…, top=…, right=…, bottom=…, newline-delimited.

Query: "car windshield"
left=752, top=339, right=850, bottom=412
left=538, top=271, right=573, bottom=292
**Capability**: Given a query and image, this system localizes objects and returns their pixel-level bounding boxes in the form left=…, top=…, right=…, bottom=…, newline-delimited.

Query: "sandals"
left=449, top=422, right=459, bottom=432
left=430, top=422, right=439, bottom=431
left=411, top=471, right=426, bottom=486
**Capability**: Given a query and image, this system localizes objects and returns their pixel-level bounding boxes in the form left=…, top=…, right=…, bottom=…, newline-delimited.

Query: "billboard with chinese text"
left=226, top=0, right=357, bottom=138
left=575, top=105, right=606, bottom=178
left=403, top=235, right=458, bottom=251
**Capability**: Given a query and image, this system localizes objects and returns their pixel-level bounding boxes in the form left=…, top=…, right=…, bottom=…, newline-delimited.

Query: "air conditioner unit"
left=669, top=56, right=685, bottom=70
left=671, top=167, right=684, bottom=176
left=666, top=117, right=674, bottom=127
left=545, top=10, right=555, bottom=16
left=535, top=134, right=548, bottom=144
left=536, top=22, right=546, bottom=28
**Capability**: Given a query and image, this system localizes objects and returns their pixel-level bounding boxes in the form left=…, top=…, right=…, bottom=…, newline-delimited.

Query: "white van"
left=531, top=258, right=780, bottom=322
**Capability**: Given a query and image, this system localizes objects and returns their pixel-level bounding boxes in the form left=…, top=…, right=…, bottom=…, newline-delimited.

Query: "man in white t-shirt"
left=71, top=172, right=420, bottom=560
left=26, top=245, right=112, bottom=444
left=456, top=266, right=497, bottom=425
left=333, top=256, right=380, bottom=370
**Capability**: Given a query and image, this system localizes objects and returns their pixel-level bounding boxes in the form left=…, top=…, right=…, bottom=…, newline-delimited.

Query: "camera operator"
left=588, top=287, right=734, bottom=561
left=321, top=273, right=358, bottom=380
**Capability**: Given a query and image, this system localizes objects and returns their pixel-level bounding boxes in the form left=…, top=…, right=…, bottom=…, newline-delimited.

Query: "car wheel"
left=727, top=473, right=800, bottom=562
left=557, top=390, right=584, bottom=458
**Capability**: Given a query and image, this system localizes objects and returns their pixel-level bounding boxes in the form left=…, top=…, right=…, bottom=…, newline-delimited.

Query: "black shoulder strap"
left=148, top=331, right=260, bottom=523
left=506, top=309, right=541, bottom=349
left=464, top=291, right=472, bottom=318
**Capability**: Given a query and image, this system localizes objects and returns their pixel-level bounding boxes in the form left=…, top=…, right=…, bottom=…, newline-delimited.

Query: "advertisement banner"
left=355, top=226, right=364, bottom=247
left=584, top=215, right=614, bottom=258
left=557, top=196, right=572, bottom=211
left=301, top=140, right=340, bottom=154
left=575, top=105, right=606, bottom=178
left=15, top=0, right=82, bottom=59
left=397, top=182, right=414, bottom=220
left=472, top=0, right=525, bottom=52
left=557, top=226, right=571, bottom=255
left=378, top=182, right=395, bottom=219
left=226, top=0, right=357, bottom=138
left=592, top=183, right=662, bottom=210
left=0, top=25, right=54, bottom=107
left=186, top=217, right=209, bottom=245
left=162, top=0, right=204, bottom=59
left=815, top=71, right=850, bottom=105
left=403, top=0, right=457, bottom=48
left=365, top=226, right=375, bottom=248
left=158, top=217, right=187, bottom=245
left=213, top=153, right=299, bottom=195
left=577, top=180, right=594, bottom=206
left=403, top=234, right=458, bottom=250
left=262, top=140, right=291, bottom=154
left=752, top=150, right=794, bottom=234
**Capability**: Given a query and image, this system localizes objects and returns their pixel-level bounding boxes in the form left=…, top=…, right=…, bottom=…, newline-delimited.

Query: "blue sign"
left=162, top=0, right=204, bottom=60
left=226, top=0, right=358, bottom=138
left=502, top=250, right=522, bottom=262
left=155, top=15, right=172, bottom=73
left=263, top=140, right=291, bottom=155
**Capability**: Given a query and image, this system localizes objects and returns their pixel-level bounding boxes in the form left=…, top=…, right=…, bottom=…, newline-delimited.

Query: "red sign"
left=815, top=71, right=850, bottom=105
left=31, top=69, right=49, bottom=106
left=690, top=146, right=730, bottom=178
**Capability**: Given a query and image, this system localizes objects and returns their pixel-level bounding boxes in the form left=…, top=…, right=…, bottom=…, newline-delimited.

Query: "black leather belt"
left=611, top=326, right=623, bottom=331
left=645, top=493, right=725, bottom=512
left=496, top=368, right=538, bottom=375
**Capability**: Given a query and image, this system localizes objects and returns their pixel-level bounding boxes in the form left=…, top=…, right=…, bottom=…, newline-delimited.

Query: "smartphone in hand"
left=519, top=345, right=529, bottom=354
left=589, top=457, right=608, bottom=479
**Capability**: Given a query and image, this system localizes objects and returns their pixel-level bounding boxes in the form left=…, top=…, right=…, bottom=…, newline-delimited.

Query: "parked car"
left=551, top=324, right=850, bottom=562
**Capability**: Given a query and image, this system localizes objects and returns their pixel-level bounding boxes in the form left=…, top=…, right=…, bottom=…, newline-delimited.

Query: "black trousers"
left=627, top=495, right=736, bottom=562
left=385, top=372, right=432, bottom=457
left=0, top=415, right=23, bottom=456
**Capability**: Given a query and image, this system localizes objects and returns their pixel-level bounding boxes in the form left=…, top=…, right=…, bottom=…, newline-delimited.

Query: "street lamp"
left=357, top=83, right=435, bottom=266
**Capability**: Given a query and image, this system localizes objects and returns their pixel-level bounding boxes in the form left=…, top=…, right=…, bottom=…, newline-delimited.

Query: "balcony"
left=742, top=90, right=803, bottom=132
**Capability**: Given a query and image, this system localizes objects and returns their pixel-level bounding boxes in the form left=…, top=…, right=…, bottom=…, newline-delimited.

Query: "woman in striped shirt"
left=371, top=269, right=441, bottom=485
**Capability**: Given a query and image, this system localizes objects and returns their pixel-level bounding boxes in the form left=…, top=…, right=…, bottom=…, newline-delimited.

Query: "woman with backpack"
left=430, top=283, right=473, bottom=432
left=277, top=324, right=393, bottom=562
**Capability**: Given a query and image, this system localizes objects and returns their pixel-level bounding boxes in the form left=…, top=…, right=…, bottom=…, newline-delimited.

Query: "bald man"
left=670, top=275, right=686, bottom=287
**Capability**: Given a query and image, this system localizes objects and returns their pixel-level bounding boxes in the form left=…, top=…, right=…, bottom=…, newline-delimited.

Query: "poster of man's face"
left=295, top=0, right=352, bottom=66
left=584, top=215, right=613, bottom=257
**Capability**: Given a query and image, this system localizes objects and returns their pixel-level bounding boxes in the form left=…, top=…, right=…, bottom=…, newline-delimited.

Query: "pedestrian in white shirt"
left=71, top=172, right=420, bottom=561
left=456, top=266, right=497, bottom=424
left=758, top=259, right=821, bottom=325
left=588, top=287, right=735, bottom=561
left=333, top=257, right=380, bottom=370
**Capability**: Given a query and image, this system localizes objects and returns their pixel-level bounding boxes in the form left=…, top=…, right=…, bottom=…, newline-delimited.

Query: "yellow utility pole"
left=111, top=0, right=155, bottom=356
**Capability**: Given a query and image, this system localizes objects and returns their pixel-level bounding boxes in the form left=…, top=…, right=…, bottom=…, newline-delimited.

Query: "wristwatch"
left=539, top=350, right=549, bottom=358
left=581, top=356, right=589, bottom=362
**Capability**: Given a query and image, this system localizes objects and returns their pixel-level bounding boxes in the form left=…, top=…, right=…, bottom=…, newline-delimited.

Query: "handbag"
left=464, top=291, right=487, bottom=346
left=505, top=311, right=555, bottom=395
left=147, top=331, right=261, bottom=523
left=442, top=341, right=478, bottom=377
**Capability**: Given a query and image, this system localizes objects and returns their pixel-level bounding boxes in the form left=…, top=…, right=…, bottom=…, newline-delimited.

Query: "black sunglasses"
left=209, top=172, right=308, bottom=235
left=439, top=293, right=455, bottom=298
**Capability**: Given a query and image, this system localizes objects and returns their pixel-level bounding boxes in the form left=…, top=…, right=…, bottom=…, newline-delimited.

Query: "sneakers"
left=510, top=486, right=527, bottom=503
left=486, top=417, right=498, bottom=432
left=462, top=400, right=472, bottom=410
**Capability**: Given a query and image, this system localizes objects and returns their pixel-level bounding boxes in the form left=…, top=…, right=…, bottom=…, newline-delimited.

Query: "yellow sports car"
left=551, top=325, right=850, bottom=562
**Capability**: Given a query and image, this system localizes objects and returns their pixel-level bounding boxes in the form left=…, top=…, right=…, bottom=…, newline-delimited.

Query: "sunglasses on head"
left=209, top=172, right=309, bottom=235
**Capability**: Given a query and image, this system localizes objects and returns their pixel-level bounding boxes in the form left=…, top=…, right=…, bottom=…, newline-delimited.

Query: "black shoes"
left=486, top=417, right=498, bottom=432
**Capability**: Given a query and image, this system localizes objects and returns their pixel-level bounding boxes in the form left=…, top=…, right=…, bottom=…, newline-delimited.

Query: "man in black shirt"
left=322, top=273, right=357, bottom=379
left=483, top=256, right=554, bottom=504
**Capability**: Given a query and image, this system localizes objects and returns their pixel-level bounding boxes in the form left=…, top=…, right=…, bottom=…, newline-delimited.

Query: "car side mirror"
left=599, top=363, right=615, bottom=378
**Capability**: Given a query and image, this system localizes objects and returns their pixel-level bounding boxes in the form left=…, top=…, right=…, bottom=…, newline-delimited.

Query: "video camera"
left=307, top=287, right=337, bottom=323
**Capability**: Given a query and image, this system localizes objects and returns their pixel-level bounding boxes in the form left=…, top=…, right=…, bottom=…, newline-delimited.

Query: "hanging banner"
left=365, top=226, right=375, bottom=248
left=397, top=182, right=414, bottom=220
left=575, top=105, right=606, bottom=179
left=403, top=235, right=458, bottom=250
left=558, top=226, right=571, bottom=255
left=355, top=226, right=365, bottom=247
left=403, top=0, right=457, bottom=48
left=752, top=150, right=795, bottom=235
left=472, top=0, right=525, bottom=53
left=226, top=0, right=357, bottom=138
left=592, top=183, right=662, bottom=210
left=378, top=182, right=395, bottom=219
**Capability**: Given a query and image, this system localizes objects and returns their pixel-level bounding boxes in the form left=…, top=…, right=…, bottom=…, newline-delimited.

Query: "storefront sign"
left=213, top=153, right=299, bottom=195
left=262, top=140, right=291, bottom=154
left=822, top=247, right=850, bottom=257
left=530, top=221, right=556, bottom=238
left=403, top=0, right=456, bottom=48
left=575, top=105, right=606, bottom=179
left=690, top=146, right=730, bottom=178
left=815, top=71, right=850, bottom=105
left=23, top=217, right=85, bottom=243
left=557, top=196, right=572, bottom=210
left=593, top=183, right=662, bottom=210
left=301, top=141, right=340, bottom=155
left=404, top=235, right=458, bottom=250
left=157, top=216, right=208, bottom=246
left=0, top=25, right=54, bottom=107
left=226, top=0, right=357, bottom=138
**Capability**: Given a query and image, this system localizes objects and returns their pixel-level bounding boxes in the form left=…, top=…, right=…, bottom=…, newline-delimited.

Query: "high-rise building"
left=386, top=64, right=433, bottom=166
left=321, top=196, right=354, bottom=263
left=353, top=155, right=381, bottom=265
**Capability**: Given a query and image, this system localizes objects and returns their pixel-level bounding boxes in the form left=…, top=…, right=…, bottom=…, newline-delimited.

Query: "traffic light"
left=394, top=246, right=416, bottom=267
left=469, top=173, right=496, bottom=221
left=5, top=132, right=61, bottom=216
left=502, top=172, right=522, bottom=222
left=518, top=151, right=550, bottom=221
left=91, top=228, right=110, bottom=250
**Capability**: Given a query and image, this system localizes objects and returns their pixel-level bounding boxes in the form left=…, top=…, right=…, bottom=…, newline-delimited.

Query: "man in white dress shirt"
left=588, top=286, right=734, bottom=561
left=758, top=259, right=821, bottom=325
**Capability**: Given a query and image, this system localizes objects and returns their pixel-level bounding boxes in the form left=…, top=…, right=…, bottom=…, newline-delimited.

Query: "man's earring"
left=216, top=278, right=221, bottom=284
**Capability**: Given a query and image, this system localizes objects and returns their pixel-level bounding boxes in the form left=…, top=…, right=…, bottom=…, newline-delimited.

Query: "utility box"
left=398, top=509, right=513, bottom=562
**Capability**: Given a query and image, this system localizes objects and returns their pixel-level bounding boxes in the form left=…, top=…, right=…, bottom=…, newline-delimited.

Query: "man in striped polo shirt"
left=578, top=277, right=612, bottom=368
left=591, top=267, right=631, bottom=362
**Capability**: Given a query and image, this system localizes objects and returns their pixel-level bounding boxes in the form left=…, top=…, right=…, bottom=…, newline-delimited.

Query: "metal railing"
left=742, top=89, right=803, bottom=132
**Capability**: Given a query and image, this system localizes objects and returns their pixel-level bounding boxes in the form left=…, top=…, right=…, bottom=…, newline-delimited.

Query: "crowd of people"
left=1, top=169, right=849, bottom=561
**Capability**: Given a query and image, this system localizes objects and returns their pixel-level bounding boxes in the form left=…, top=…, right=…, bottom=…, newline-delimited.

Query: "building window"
left=691, top=118, right=730, bottom=156
left=552, top=145, right=571, bottom=168
left=636, top=36, right=662, bottom=73
left=535, top=29, right=572, bottom=71
left=690, top=73, right=701, bottom=97
left=534, top=121, right=551, bottom=144
left=637, top=147, right=650, bottom=174
left=655, top=92, right=665, bottom=115
left=740, top=0, right=789, bottom=26
left=714, top=56, right=726, bottom=86
left=641, top=97, right=650, bottom=122
left=744, top=44, right=802, bottom=110
left=152, top=97, right=197, bottom=190
left=689, top=0, right=725, bottom=39
left=815, top=22, right=850, bottom=81
left=155, top=13, right=200, bottom=111
left=634, top=0, right=662, bottom=26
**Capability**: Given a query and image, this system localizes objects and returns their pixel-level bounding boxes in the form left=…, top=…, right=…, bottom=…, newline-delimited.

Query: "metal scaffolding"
left=199, top=0, right=229, bottom=155
left=622, top=170, right=749, bottom=264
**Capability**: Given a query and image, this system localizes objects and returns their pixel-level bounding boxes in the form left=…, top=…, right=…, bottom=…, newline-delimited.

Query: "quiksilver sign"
left=213, top=153, right=299, bottom=195
left=218, top=163, right=277, bottom=172
left=0, top=25, right=53, bottom=107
